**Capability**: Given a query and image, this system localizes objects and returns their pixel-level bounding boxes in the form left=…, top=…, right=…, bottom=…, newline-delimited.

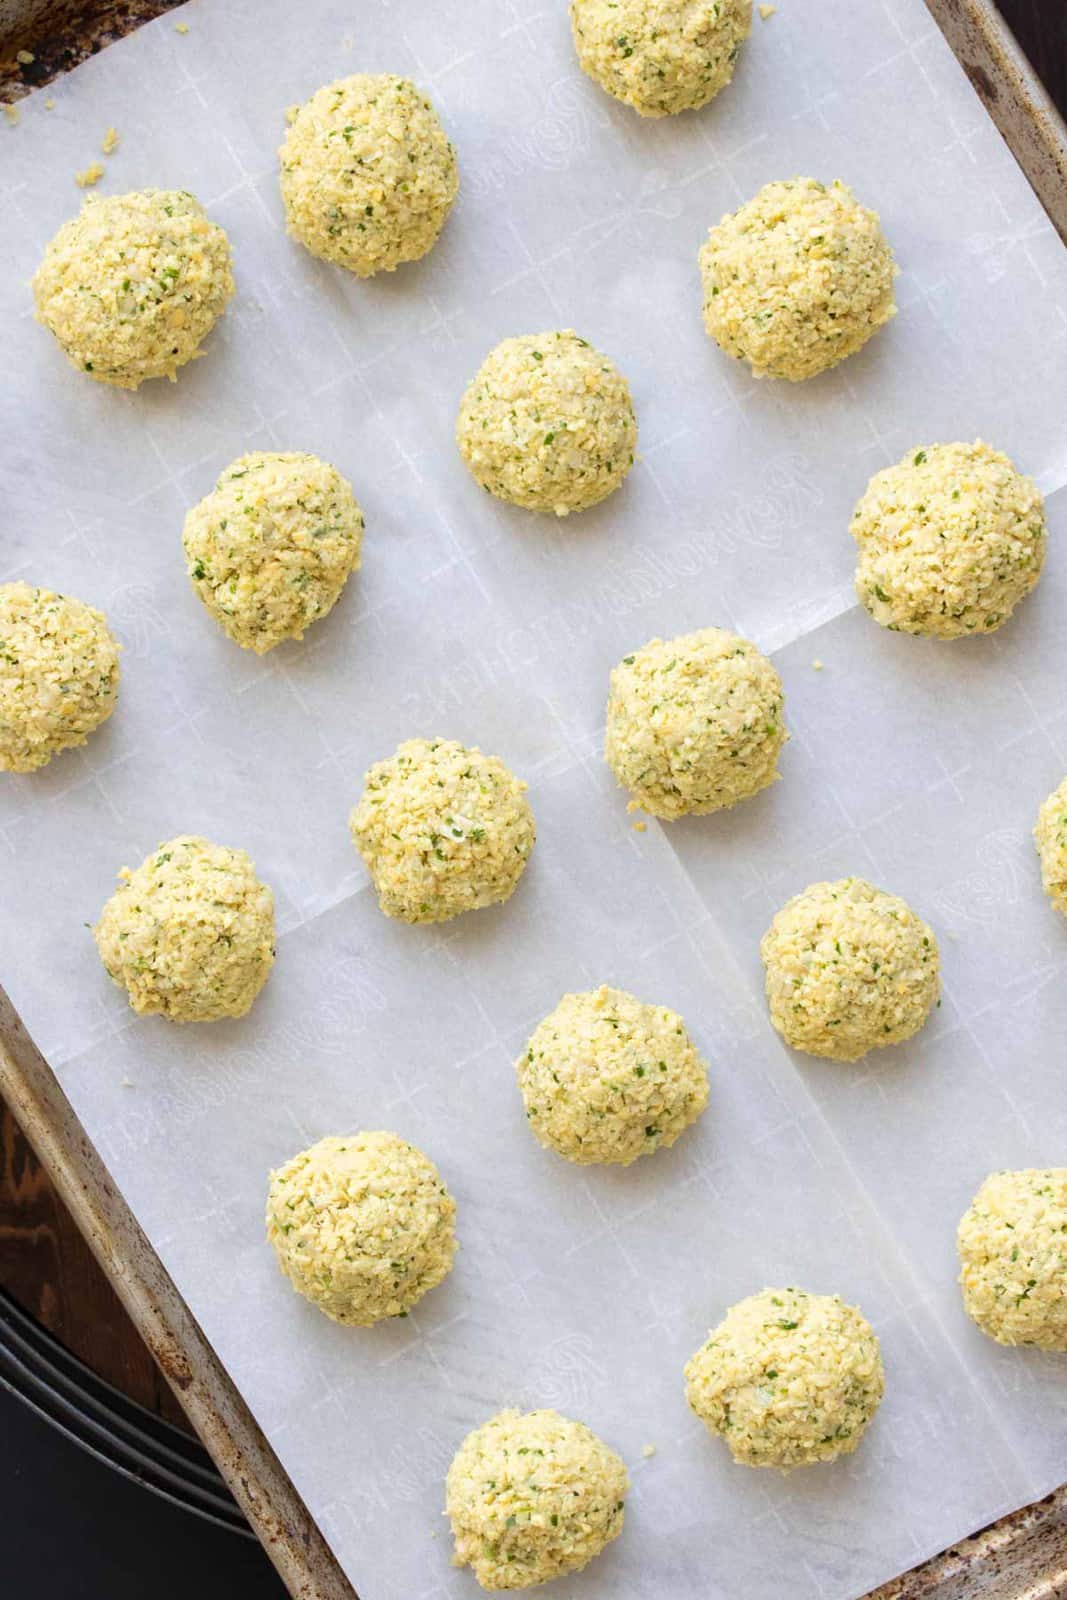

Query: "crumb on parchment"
left=76, top=162, right=105, bottom=188
left=759, top=4, right=777, bottom=17
left=3, top=104, right=19, bottom=128
left=812, top=658, right=824, bottom=670
left=45, top=98, right=56, bottom=110
left=632, top=820, right=647, bottom=833
left=102, top=126, right=120, bottom=155
left=175, top=21, right=190, bottom=33
left=642, top=1443, right=657, bottom=1458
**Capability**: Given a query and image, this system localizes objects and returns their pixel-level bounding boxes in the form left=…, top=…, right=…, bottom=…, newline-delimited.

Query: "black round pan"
left=0, top=1287, right=251, bottom=1536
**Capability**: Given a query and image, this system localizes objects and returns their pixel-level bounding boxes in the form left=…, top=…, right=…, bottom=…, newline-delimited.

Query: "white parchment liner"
left=2, top=2, right=1066, bottom=1596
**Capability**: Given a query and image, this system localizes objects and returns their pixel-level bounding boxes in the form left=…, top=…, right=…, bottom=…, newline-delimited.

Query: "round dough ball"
left=279, top=74, right=458, bottom=276
left=456, top=330, right=637, bottom=516
left=605, top=627, right=786, bottom=819
left=570, top=0, right=751, bottom=117
left=1034, top=777, right=1067, bottom=916
left=761, top=876, right=939, bottom=1062
left=517, top=985, right=709, bottom=1165
left=685, top=1287, right=885, bottom=1469
left=852, top=441, right=1047, bottom=639
left=446, top=1409, right=628, bottom=1590
left=0, top=582, right=120, bottom=773
left=183, top=452, right=364, bottom=653
left=350, top=738, right=535, bottom=925
left=94, top=835, right=275, bottom=1022
left=699, top=178, right=897, bottom=381
left=266, top=1131, right=456, bottom=1326
left=33, top=189, right=234, bottom=388
left=957, top=1169, right=1067, bottom=1350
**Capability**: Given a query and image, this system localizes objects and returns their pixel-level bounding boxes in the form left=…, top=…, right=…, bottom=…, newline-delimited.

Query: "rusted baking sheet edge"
left=870, top=1485, right=1067, bottom=1599
left=0, top=986, right=356, bottom=1600
left=926, top=0, right=1067, bottom=243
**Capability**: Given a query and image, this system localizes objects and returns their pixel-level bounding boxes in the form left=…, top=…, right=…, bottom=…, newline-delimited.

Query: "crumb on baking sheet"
left=3, top=104, right=19, bottom=128
left=812, top=658, right=824, bottom=671
left=44, top=98, right=56, bottom=110
left=758, top=4, right=777, bottom=17
left=175, top=21, right=190, bottom=33
left=102, top=126, right=120, bottom=155
left=76, top=161, right=105, bottom=188
left=632, top=820, right=647, bottom=833
left=642, top=1443, right=657, bottom=1458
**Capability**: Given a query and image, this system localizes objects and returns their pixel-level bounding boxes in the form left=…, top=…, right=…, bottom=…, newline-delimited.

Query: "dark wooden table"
left=1, top=0, right=1065, bottom=1508
left=1001, top=1, right=1067, bottom=113
left=2, top=1099, right=191, bottom=1428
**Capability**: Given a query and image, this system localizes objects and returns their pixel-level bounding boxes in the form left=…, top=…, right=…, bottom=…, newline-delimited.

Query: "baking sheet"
left=2, top=1, right=1067, bottom=1596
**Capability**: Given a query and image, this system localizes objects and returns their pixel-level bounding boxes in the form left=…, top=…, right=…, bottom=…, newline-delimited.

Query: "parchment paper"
left=3, top=2, right=1067, bottom=1596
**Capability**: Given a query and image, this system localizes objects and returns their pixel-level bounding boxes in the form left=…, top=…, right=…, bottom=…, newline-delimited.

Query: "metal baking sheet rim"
left=1, top=1, right=1065, bottom=1596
